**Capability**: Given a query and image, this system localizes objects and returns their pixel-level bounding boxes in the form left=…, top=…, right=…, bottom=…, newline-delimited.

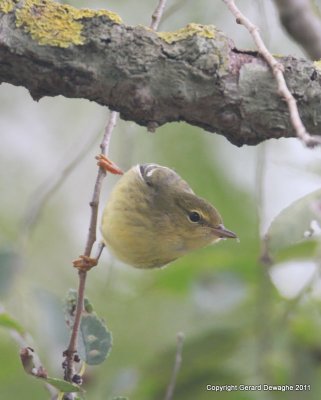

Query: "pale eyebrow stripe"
left=136, top=164, right=144, bottom=181
left=144, top=164, right=158, bottom=177
left=138, top=164, right=174, bottom=180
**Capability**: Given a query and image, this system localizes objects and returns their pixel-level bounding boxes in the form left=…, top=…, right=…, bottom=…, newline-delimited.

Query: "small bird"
left=99, top=160, right=237, bottom=269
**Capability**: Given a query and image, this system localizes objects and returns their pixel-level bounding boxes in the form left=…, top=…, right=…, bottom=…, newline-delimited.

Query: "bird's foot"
left=72, top=255, right=98, bottom=272
left=95, top=154, right=123, bottom=175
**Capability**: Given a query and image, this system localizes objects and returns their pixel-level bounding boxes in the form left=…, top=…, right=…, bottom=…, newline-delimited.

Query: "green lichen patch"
left=0, top=0, right=16, bottom=13
left=15, top=0, right=122, bottom=48
left=158, top=23, right=216, bottom=44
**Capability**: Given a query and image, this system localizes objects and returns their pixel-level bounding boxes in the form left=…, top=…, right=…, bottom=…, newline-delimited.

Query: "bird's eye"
left=188, top=211, right=201, bottom=223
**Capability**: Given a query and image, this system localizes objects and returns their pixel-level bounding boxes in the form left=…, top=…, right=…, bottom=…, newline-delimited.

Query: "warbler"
left=100, top=163, right=237, bottom=269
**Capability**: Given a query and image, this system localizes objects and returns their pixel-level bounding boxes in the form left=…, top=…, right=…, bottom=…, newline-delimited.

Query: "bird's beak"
left=212, top=224, right=237, bottom=239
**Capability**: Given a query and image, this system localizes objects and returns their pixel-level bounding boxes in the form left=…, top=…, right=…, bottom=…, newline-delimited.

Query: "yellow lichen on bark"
left=0, top=0, right=16, bottom=13
left=158, top=23, right=216, bottom=44
left=14, top=0, right=122, bottom=48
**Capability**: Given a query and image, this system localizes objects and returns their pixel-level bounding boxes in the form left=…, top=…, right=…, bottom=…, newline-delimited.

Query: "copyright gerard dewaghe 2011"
left=206, top=384, right=311, bottom=392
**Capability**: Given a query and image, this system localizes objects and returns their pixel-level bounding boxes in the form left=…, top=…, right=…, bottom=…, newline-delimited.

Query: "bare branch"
left=223, top=0, right=321, bottom=148
left=63, top=111, right=118, bottom=383
left=274, top=0, right=321, bottom=60
left=150, top=0, right=168, bottom=30
left=84, top=111, right=119, bottom=257
left=164, top=332, right=185, bottom=400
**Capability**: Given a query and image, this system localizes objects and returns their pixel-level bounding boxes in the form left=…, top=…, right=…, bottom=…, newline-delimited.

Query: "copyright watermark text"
left=206, top=384, right=311, bottom=392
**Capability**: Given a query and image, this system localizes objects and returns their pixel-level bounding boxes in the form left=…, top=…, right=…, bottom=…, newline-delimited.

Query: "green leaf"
left=64, top=289, right=95, bottom=327
left=78, top=313, right=112, bottom=365
left=266, top=189, right=321, bottom=256
left=64, top=289, right=112, bottom=365
left=274, top=241, right=318, bottom=263
left=43, top=377, right=82, bottom=393
left=0, top=312, right=25, bottom=334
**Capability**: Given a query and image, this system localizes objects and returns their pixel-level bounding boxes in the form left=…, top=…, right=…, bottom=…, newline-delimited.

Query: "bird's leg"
left=95, top=154, right=124, bottom=175
left=72, top=255, right=98, bottom=272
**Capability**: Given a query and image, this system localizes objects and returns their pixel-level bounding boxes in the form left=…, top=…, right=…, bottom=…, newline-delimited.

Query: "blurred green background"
left=2, top=0, right=321, bottom=399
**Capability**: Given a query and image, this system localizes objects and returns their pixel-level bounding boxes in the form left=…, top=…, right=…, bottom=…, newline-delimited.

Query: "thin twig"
left=63, top=111, right=118, bottom=384
left=164, top=332, right=185, bottom=400
left=255, top=141, right=273, bottom=379
left=222, top=0, right=321, bottom=148
left=256, top=143, right=267, bottom=236
left=95, top=241, right=105, bottom=260
left=84, top=111, right=118, bottom=257
left=256, top=144, right=273, bottom=267
left=150, top=0, right=168, bottom=30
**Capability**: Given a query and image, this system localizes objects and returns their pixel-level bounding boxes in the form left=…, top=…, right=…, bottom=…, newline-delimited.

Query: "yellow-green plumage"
left=101, top=164, right=236, bottom=269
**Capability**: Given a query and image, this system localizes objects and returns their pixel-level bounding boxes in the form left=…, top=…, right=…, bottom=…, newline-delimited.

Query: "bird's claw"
left=72, top=255, right=98, bottom=272
left=95, top=154, right=123, bottom=175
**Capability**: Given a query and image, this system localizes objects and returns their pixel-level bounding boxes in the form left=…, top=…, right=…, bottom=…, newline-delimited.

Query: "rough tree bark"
left=1, top=0, right=321, bottom=146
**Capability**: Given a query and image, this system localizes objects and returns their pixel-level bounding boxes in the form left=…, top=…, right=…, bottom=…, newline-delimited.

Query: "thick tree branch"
left=1, top=0, right=321, bottom=146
